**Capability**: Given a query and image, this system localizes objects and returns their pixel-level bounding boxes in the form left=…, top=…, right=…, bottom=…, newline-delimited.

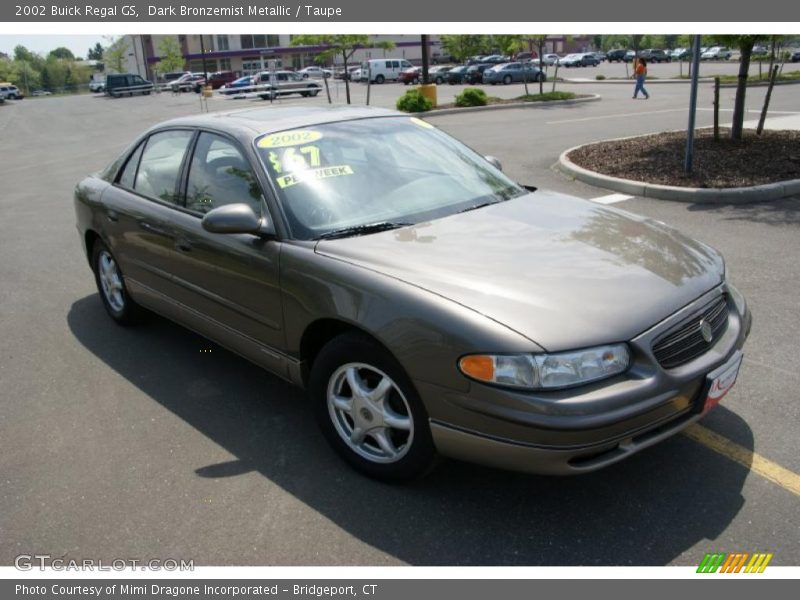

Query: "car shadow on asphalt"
left=68, top=295, right=752, bottom=566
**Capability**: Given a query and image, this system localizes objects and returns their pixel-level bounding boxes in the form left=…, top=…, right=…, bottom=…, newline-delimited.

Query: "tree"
left=103, top=36, right=129, bottom=73
left=717, top=35, right=765, bottom=140
left=528, top=35, right=549, bottom=95
left=13, top=45, right=36, bottom=63
left=87, top=43, right=104, bottom=61
left=290, top=35, right=394, bottom=104
left=49, top=47, right=75, bottom=61
left=439, top=35, right=487, bottom=63
left=154, top=37, right=185, bottom=75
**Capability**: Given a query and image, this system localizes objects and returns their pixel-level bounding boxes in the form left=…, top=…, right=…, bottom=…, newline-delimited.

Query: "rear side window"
left=134, top=130, right=194, bottom=204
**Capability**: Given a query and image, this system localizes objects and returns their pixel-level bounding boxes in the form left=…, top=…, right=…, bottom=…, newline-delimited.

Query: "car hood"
left=315, top=191, right=724, bottom=351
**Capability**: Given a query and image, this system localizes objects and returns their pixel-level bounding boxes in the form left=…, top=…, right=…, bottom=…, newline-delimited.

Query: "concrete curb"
left=561, top=78, right=716, bottom=85
left=557, top=137, right=800, bottom=204
left=413, top=93, right=601, bottom=117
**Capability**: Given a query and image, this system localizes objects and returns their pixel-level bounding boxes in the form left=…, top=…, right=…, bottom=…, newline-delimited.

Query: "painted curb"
left=557, top=138, right=800, bottom=204
left=412, top=93, right=600, bottom=117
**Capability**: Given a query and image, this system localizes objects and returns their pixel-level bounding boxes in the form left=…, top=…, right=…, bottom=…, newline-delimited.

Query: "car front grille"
left=652, top=294, right=729, bottom=369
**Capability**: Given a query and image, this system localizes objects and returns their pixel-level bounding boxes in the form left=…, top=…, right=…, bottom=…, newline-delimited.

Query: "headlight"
left=458, top=344, right=630, bottom=390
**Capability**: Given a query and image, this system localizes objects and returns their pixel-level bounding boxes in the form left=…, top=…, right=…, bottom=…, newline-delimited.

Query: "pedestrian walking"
left=633, top=58, right=649, bottom=99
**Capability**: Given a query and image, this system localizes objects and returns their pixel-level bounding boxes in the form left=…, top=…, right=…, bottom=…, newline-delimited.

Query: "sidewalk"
left=741, top=113, right=800, bottom=130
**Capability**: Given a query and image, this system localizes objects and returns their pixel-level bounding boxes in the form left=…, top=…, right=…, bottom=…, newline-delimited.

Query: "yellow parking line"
left=682, top=424, right=800, bottom=497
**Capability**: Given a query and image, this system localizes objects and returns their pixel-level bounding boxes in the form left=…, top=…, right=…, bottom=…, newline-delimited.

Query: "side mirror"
left=485, top=155, right=503, bottom=171
left=201, top=203, right=274, bottom=237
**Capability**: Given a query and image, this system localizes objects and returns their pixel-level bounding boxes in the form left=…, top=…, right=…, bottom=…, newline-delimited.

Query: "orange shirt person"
left=633, top=58, right=649, bottom=99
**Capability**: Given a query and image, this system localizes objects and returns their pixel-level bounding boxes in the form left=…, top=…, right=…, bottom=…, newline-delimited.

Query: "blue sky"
left=1, top=35, right=109, bottom=58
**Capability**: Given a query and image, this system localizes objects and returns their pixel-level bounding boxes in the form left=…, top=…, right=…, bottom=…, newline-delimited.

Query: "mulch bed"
left=568, top=128, right=800, bottom=188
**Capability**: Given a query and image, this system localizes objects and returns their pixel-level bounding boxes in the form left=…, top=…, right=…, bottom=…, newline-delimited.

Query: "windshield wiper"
left=458, top=201, right=497, bottom=214
left=316, top=221, right=411, bottom=240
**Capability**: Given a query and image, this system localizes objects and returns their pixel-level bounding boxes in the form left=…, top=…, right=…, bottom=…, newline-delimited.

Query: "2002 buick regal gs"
left=74, top=106, right=751, bottom=480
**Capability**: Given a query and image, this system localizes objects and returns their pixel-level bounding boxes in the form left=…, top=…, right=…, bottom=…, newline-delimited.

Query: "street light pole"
left=683, top=34, right=702, bottom=174
left=200, top=35, right=208, bottom=83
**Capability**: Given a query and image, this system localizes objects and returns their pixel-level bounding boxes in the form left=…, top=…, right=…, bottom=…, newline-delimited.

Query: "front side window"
left=134, top=130, right=194, bottom=204
left=255, top=118, right=525, bottom=240
left=186, top=133, right=261, bottom=214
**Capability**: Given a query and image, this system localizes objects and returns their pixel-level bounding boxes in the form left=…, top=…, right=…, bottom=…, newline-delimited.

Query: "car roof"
left=154, top=105, right=403, bottom=138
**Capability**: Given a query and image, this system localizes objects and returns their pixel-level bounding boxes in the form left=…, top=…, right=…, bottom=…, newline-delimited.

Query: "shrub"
left=596, top=74, right=606, bottom=80
left=454, top=87, right=488, bottom=107
left=396, top=89, right=432, bottom=113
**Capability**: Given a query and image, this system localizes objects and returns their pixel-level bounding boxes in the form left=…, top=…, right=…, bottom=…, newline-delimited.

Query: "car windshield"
left=255, top=117, right=527, bottom=240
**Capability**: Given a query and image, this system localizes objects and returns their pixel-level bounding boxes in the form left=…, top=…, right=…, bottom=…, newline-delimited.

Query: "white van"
left=359, top=58, right=414, bottom=83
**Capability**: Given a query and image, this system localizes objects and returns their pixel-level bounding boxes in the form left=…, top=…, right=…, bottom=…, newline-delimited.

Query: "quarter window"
left=134, top=130, right=194, bottom=204
left=185, top=133, right=261, bottom=214
left=118, top=142, right=145, bottom=189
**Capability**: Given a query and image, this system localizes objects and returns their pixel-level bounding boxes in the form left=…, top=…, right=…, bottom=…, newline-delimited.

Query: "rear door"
left=100, top=128, right=196, bottom=299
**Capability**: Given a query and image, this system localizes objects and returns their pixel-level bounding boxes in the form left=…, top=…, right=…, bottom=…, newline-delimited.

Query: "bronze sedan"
left=74, top=106, right=751, bottom=480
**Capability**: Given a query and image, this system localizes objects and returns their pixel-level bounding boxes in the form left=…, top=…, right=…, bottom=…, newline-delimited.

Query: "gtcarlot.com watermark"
left=15, top=554, right=194, bottom=572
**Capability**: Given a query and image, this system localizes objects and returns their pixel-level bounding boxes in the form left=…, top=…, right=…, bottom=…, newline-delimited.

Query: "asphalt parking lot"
left=1, top=77, right=799, bottom=566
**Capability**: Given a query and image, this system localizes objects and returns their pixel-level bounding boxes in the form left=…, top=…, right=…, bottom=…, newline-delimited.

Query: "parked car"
left=0, top=83, right=24, bottom=99
left=202, top=71, right=237, bottom=90
left=358, top=58, right=415, bottom=83
left=638, top=49, right=672, bottom=63
left=160, top=71, right=187, bottom=84
left=515, top=52, right=535, bottom=61
left=465, top=63, right=493, bottom=84
left=428, top=66, right=452, bottom=84
left=623, top=50, right=637, bottom=62
left=591, top=51, right=607, bottom=62
left=220, top=75, right=254, bottom=96
left=298, top=66, right=333, bottom=79
left=170, top=72, right=205, bottom=93
left=30, top=89, right=52, bottom=96
left=671, top=48, right=692, bottom=60
left=483, top=62, right=545, bottom=85
left=558, top=53, right=599, bottom=67
left=606, top=49, right=629, bottom=62
left=481, top=55, right=510, bottom=64
left=541, top=53, right=561, bottom=65
left=791, top=51, right=800, bottom=63
left=445, top=65, right=468, bottom=84
left=88, top=78, right=106, bottom=93
left=256, top=71, right=322, bottom=99
left=701, top=46, right=732, bottom=60
left=105, top=73, right=154, bottom=98
left=399, top=66, right=422, bottom=85
left=334, top=66, right=360, bottom=80
left=74, top=105, right=751, bottom=481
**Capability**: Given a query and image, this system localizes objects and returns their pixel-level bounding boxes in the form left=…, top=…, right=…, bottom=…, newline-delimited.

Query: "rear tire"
left=375, top=74, right=385, bottom=84
left=309, top=332, right=436, bottom=481
left=503, top=75, right=512, bottom=85
left=91, top=240, right=142, bottom=326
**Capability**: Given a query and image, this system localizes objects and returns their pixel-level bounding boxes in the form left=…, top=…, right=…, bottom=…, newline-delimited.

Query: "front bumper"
left=422, top=284, right=751, bottom=475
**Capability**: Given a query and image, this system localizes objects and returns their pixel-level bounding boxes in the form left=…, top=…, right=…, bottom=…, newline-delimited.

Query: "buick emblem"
left=699, top=319, right=713, bottom=343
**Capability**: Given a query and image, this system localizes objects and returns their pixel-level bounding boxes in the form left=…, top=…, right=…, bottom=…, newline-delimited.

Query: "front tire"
left=91, top=240, right=141, bottom=325
left=503, top=75, right=512, bottom=85
left=309, top=333, right=436, bottom=481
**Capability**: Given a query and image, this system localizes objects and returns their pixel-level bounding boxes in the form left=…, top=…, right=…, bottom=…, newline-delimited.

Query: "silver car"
left=74, top=106, right=751, bottom=480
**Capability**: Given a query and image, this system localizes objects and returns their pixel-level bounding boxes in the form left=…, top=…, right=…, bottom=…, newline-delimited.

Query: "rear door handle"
left=174, top=239, right=192, bottom=253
